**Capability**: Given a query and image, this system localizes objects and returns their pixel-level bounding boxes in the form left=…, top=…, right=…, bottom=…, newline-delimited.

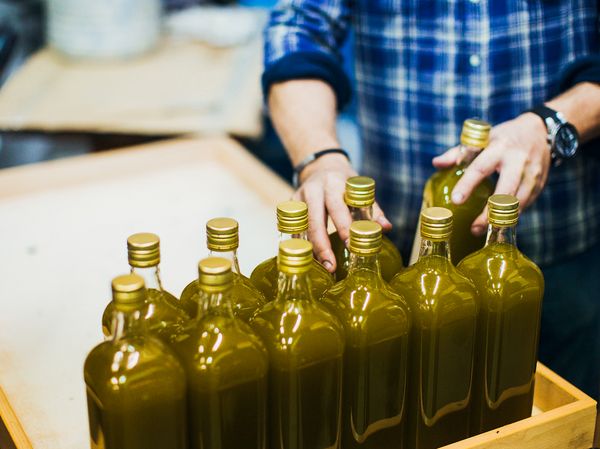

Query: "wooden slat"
left=0, top=388, right=32, bottom=449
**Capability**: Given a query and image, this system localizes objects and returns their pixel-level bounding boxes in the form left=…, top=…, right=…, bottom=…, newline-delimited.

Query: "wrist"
left=299, top=152, right=352, bottom=184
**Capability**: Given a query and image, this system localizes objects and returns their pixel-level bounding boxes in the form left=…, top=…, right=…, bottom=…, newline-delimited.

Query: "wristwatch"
left=292, top=148, right=350, bottom=188
left=528, top=105, right=579, bottom=164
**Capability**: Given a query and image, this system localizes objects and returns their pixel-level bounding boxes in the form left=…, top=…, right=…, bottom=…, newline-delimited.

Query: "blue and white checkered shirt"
left=263, top=0, right=600, bottom=266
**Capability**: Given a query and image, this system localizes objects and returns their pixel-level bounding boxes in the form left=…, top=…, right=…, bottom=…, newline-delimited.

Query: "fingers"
left=373, top=202, right=393, bottom=231
left=452, top=148, right=500, bottom=205
left=432, top=146, right=462, bottom=169
left=301, top=183, right=336, bottom=272
left=325, top=183, right=352, bottom=244
left=471, top=206, right=488, bottom=236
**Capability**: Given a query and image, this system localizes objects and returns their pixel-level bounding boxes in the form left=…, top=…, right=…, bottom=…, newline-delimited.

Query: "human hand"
left=294, top=154, right=392, bottom=273
left=432, top=112, right=551, bottom=236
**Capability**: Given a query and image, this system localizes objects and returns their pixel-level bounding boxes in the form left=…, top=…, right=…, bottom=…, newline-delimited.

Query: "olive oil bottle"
left=250, top=239, right=345, bottom=449
left=102, top=233, right=189, bottom=342
left=179, top=218, right=266, bottom=320
left=458, top=195, right=544, bottom=434
left=322, top=221, right=411, bottom=449
left=390, top=208, right=478, bottom=449
left=176, top=257, right=268, bottom=449
left=250, top=201, right=333, bottom=301
left=330, top=176, right=403, bottom=282
left=85, top=274, right=187, bottom=449
left=415, top=119, right=494, bottom=265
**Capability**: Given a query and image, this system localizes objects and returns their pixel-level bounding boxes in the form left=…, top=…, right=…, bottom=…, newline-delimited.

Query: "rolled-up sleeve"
left=262, top=0, right=352, bottom=109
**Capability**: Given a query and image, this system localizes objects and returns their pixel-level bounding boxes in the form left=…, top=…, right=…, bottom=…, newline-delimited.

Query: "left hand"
left=432, top=112, right=551, bottom=236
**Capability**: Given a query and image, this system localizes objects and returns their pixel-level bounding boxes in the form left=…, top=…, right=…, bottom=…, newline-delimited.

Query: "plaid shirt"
left=263, top=0, right=600, bottom=266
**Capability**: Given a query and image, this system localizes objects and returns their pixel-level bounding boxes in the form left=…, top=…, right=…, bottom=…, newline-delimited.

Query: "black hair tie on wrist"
left=292, top=148, right=351, bottom=188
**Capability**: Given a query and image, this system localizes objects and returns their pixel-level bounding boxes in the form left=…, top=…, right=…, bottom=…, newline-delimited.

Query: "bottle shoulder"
left=250, top=299, right=345, bottom=367
left=84, top=337, right=185, bottom=392
left=390, top=258, right=478, bottom=313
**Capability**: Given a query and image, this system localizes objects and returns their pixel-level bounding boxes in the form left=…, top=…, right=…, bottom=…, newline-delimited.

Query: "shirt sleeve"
left=558, top=55, right=600, bottom=92
left=262, top=0, right=352, bottom=109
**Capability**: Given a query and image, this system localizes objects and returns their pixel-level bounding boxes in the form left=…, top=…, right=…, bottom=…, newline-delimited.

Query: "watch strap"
left=292, top=148, right=350, bottom=188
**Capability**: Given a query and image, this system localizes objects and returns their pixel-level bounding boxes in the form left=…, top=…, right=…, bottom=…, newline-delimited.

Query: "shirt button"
left=469, top=54, right=481, bottom=67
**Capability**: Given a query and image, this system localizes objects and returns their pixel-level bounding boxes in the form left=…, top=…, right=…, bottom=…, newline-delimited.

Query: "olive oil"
left=390, top=208, right=478, bottom=449
left=458, top=195, right=544, bottom=434
left=330, top=176, right=403, bottom=282
left=101, top=233, right=189, bottom=343
left=176, top=257, right=268, bottom=449
left=418, top=119, right=494, bottom=265
left=250, top=201, right=333, bottom=301
left=179, top=218, right=266, bottom=320
left=322, top=221, right=411, bottom=449
left=251, top=239, right=345, bottom=449
left=85, top=274, right=187, bottom=449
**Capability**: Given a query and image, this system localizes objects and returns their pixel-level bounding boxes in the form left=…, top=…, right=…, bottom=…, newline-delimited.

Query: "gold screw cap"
left=460, top=118, right=491, bottom=149
left=277, top=201, right=309, bottom=233
left=349, top=220, right=382, bottom=255
left=207, top=218, right=239, bottom=251
left=278, top=239, right=313, bottom=274
left=488, top=194, right=519, bottom=227
left=112, top=274, right=146, bottom=310
left=198, top=257, right=234, bottom=292
left=127, top=233, right=160, bottom=268
left=421, top=207, right=453, bottom=240
left=345, top=176, right=376, bottom=207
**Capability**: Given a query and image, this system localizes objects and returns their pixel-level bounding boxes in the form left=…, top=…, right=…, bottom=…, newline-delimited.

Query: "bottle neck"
left=275, top=270, right=314, bottom=304
left=198, top=287, right=235, bottom=319
left=348, top=252, right=380, bottom=275
left=110, top=308, right=146, bottom=342
left=130, top=265, right=162, bottom=291
left=486, top=224, right=517, bottom=247
left=208, top=249, right=241, bottom=274
left=418, top=237, right=452, bottom=261
left=279, top=230, right=308, bottom=242
left=456, top=144, right=484, bottom=167
left=349, top=205, right=374, bottom=222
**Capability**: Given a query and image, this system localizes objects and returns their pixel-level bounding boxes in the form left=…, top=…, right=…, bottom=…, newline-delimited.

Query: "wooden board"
left=0, top=138, right=596, bottom=449
left=0, top=138, right=292, bottom=449
left=0, top=38, right=263, bottom=137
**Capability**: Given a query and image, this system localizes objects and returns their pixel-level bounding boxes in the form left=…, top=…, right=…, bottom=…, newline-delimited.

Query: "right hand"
left=293, top=153, right=392, bottom=273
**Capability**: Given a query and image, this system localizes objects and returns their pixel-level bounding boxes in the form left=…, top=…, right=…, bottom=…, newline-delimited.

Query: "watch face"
left=555, top=124, right=579, bottom=159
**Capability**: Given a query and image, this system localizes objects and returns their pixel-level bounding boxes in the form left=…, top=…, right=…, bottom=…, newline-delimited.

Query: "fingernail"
left=344, top=239, right=350, bottom=248
left=452, top=192, right=464, bottom=204
left=472, top=226, right=484, bottom=236
left=323, top=261, right=333, bottom=272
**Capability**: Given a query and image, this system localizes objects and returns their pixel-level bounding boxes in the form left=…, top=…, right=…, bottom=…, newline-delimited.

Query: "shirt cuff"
left=559, top=56, right=600, bottom=92
left=262, top=51, right=352, bottom=110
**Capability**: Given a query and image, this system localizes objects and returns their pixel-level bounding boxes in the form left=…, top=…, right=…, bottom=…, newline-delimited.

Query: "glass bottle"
left=322, top=221, right=411, bottom=449
left=85, top=274, right=187, bottom=449
left=330, top=176, right=403, bottom=282
left=250, top=239, right=345, bottom=449
left=179, top=218, right=266, bottom=320
left=419, top=119, right=494, bottom=265
left=390, top=208, right=478, bottom=449
left=102, top=233, right=189, bottom=342
left=250, top=201, right=334, bottom=301
left=176, top=257, right=268, bottom=449
left=458, top=195, right=544, bottom=434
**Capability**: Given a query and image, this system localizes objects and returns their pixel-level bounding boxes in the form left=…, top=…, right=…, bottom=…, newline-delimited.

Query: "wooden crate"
left=0, top=138, right=595, bottom=449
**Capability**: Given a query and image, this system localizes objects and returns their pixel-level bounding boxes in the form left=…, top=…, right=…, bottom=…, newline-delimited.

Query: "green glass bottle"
left=330, top=176, right=403, bottom=282
left=458, top=195, right=544, bottom=434
left=101, top=233, right=189, bottom=342
left=322, top=221, right=411, bottom=449
left=250, top=239, right=345, bottom=449
left=179, top=218, right=266, bottom=320
left=250, top=201, right=334, bottom=301
left=390, top=208, right=478, bottom=449
left=85, top=274, right=187, bottom=449
left=421, top=119, right=494, bottom=264
left=176, top=257, right=268, bottom=449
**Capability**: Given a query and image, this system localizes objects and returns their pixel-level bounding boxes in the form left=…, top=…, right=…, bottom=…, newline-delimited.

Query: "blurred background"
left=0, top=0, right=361, bottom=178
